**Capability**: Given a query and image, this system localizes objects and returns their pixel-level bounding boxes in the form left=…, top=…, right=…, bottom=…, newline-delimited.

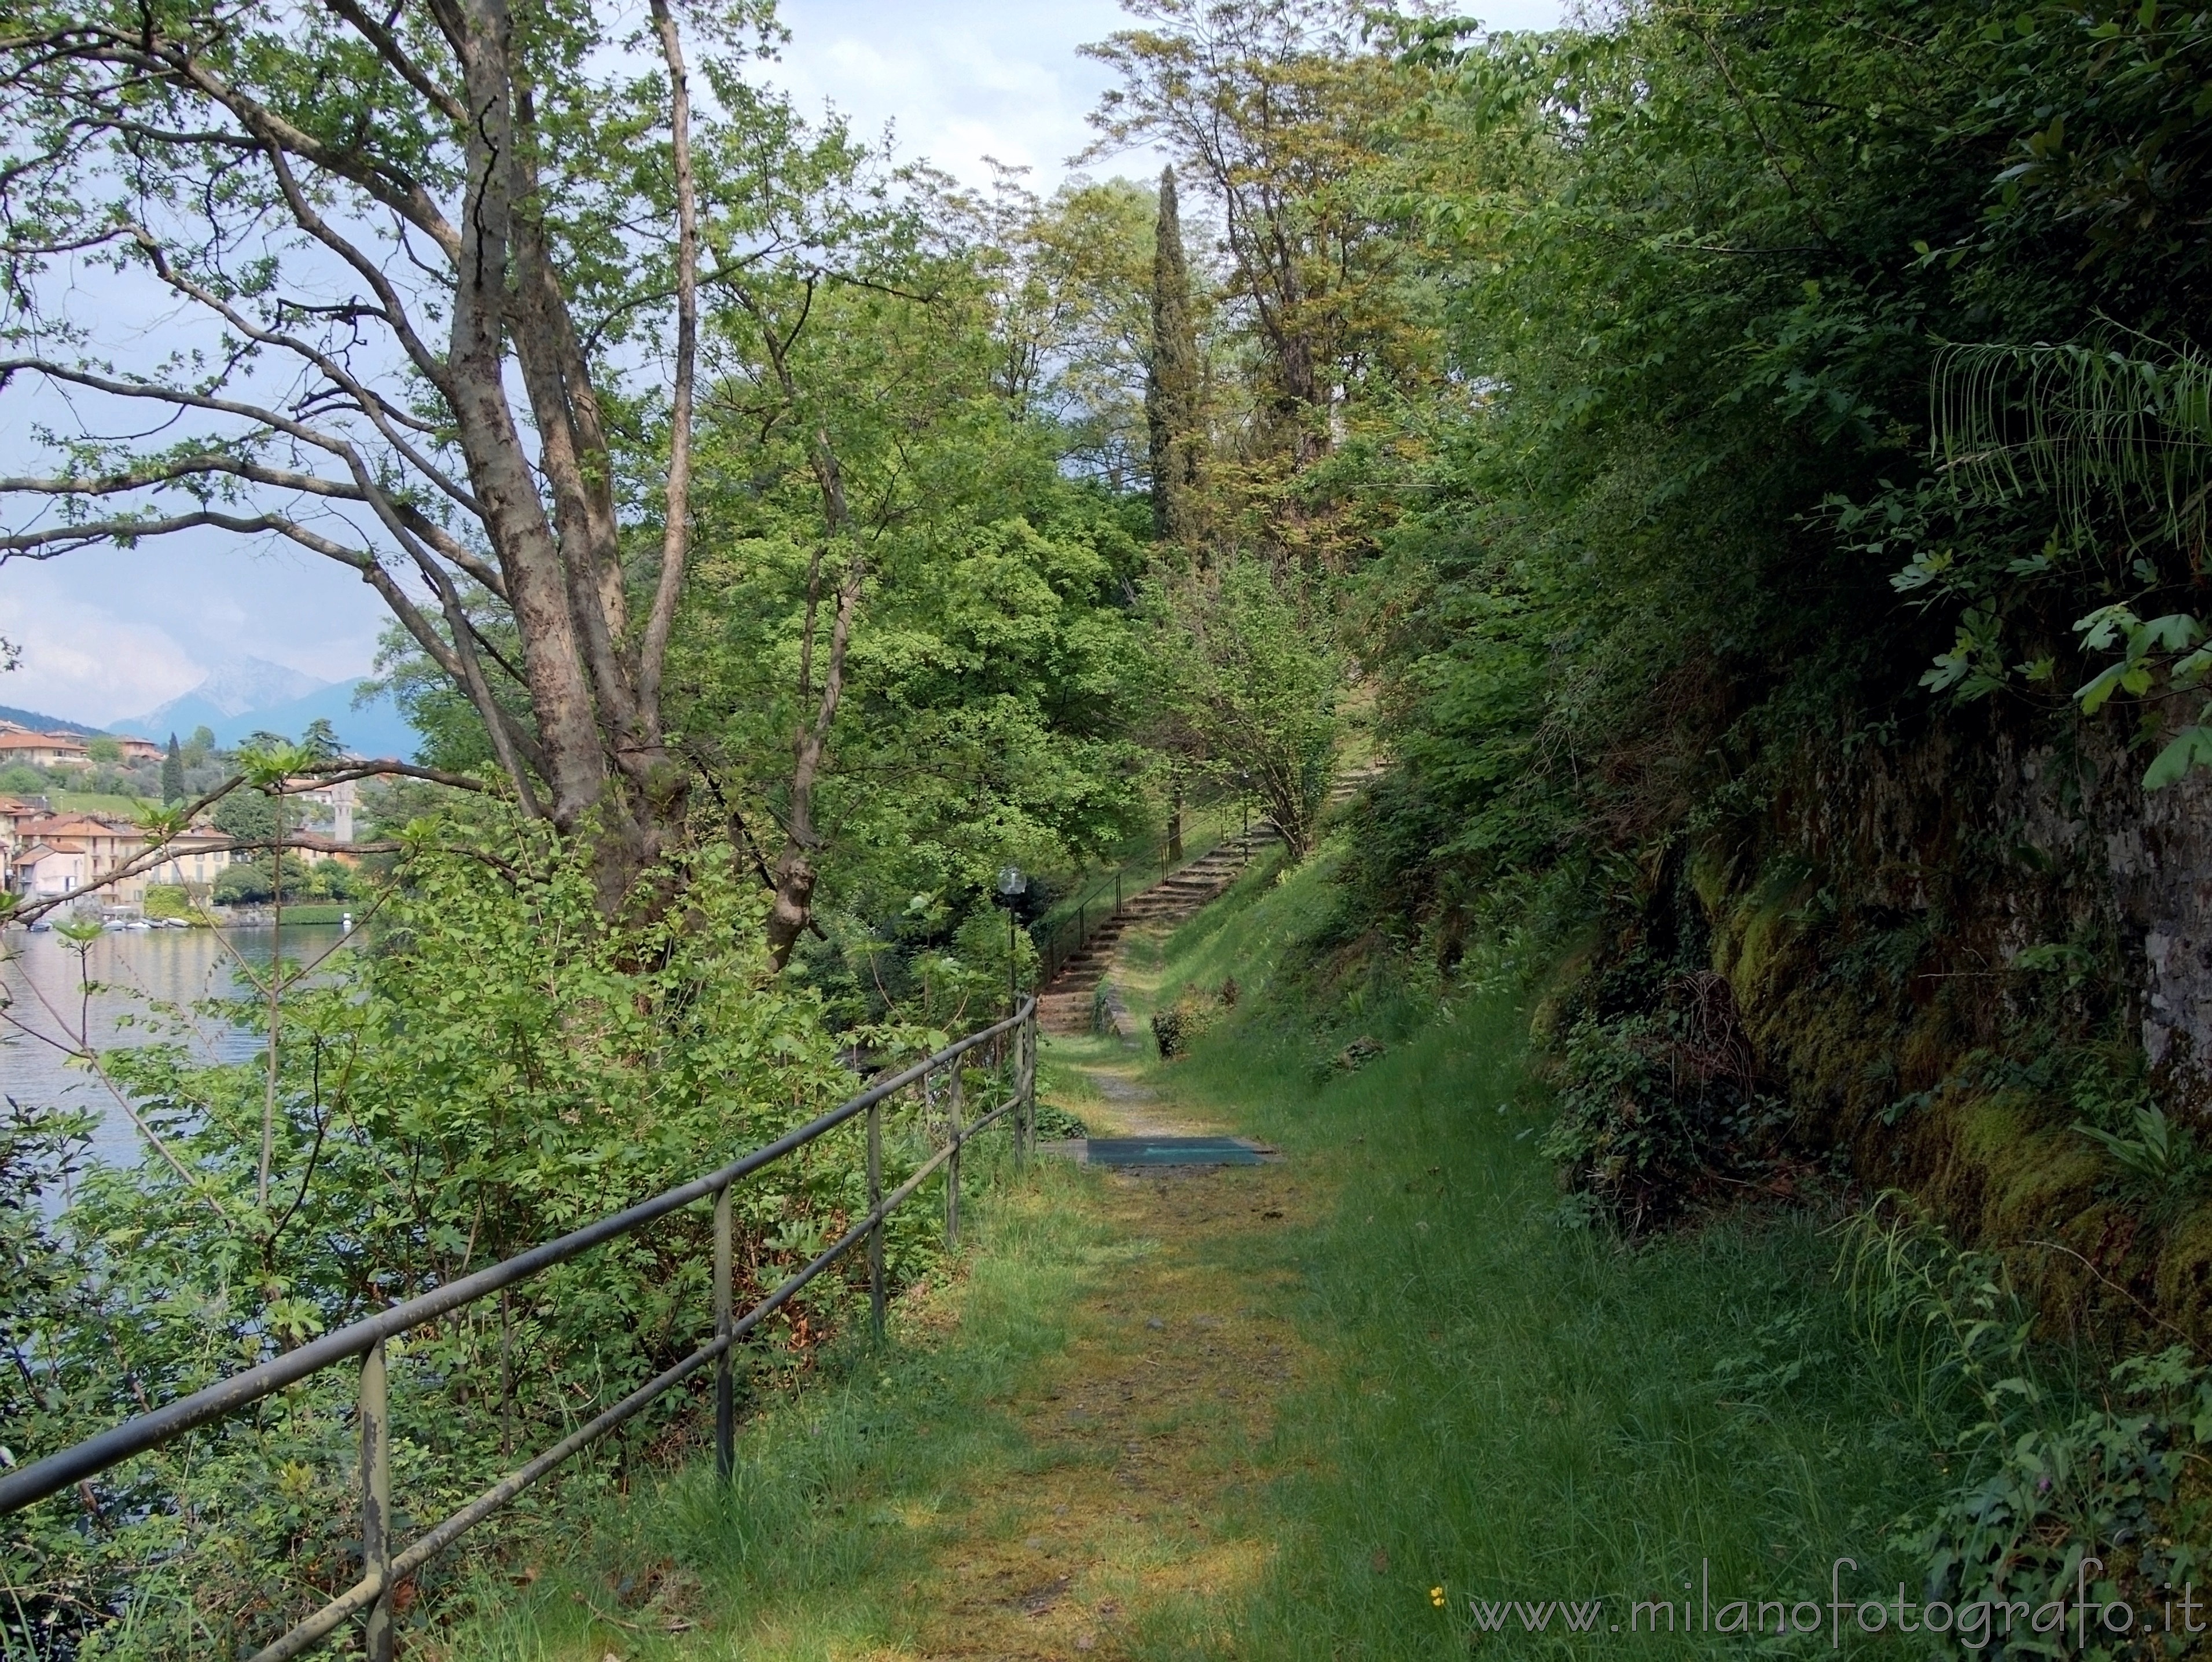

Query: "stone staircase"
left=1036, top=826, right=1282, bottom=1036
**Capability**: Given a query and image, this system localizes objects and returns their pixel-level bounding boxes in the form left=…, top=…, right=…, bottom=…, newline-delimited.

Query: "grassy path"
left=456, top=1041, right=1327, bottom=1661
left=465, top=855, right=1976, bottom=1660
left=894, top=1051, right=1316, bottom=1658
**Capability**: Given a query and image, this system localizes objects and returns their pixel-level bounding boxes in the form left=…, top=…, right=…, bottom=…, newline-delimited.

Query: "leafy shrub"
left=1847, top=1207, right=2212, bottom=1657
left=1541, top=970, right=1787, bottom=1231
left=2067, top=1051, right=2212, bottom=1217
left=212, top=852, right=354, bottom=906
left=1032, top=1100, right=1090, bottom=1140
left=141, top=883, right=200, bottom=922
left=1, top=814, right=948, bottom=1660
left=1152, top=981, right=1233, bottom=1058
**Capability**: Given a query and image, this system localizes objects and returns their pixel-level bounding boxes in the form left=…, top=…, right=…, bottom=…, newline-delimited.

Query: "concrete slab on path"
left=1048, top=1135, right=1280, bottom=1166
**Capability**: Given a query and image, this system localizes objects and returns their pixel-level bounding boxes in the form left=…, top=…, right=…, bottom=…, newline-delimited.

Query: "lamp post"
left=996, top=865, right=1026, bottom=1023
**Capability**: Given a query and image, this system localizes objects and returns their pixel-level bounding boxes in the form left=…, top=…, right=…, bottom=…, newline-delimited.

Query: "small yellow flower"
left=1430, top=1586, right=1446, bottom=1607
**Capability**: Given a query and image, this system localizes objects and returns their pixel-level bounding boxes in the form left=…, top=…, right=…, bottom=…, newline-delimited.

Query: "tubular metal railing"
left=0, top=997, right=1040, bottom=1662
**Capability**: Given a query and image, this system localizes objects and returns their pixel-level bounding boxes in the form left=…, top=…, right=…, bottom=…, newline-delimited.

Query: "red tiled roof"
left=0, top=731, right=86, bottom=751
left=18, top=815, right=133, bottom=839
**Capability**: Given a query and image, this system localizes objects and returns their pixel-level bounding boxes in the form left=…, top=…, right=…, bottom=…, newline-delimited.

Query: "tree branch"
left=640, top=0, right=699, bottom=740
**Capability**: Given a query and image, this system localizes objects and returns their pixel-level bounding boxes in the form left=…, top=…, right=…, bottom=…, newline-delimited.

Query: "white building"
left=284, top=776, right=358, bottom=843
left=139, top=829, right=236, bottom=891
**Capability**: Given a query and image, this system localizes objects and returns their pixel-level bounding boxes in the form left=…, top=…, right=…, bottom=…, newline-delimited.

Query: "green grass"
left=1133, top=848, right=1977, bottom=1657
left=48, top=790, right=155, bottom=816
left=434, top=1138, right=1111, bottom=1660
left=442, top=848, right=1988, bottom=1660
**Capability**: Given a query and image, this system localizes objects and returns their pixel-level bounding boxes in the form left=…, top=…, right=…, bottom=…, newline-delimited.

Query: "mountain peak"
left=183, top=656, right=328, bottom=720
left=122, top=656, right=329, bottom=734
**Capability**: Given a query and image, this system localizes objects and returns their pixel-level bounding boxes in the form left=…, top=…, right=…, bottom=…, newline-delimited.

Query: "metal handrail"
left=1, top=997, right=1041, bottom=1662
left=1037, top=813, right=1274, bottom=985
left=1037, top=823, right=1221, bottom=984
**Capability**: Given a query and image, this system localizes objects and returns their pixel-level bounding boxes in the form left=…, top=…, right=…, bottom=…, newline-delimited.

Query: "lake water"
left=0, top=924, right=350, bottom=1168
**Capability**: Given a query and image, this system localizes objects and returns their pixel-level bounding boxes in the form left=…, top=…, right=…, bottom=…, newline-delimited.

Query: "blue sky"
left=0, top=0, right=1566, bottom=728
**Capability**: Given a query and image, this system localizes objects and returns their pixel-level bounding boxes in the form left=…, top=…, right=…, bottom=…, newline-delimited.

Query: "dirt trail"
left=887, top=1056, right=1316, bottom=1661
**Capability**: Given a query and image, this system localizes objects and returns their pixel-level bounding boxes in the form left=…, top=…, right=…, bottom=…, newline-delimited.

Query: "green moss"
left=1946, top=1092, right=2100, bottom=1229
left=2154, top=1205, right=2212, bottom=1334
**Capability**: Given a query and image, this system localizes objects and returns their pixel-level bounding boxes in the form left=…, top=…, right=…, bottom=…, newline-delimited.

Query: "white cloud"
left=765, top=0, right=1136, bottom=186
left=0, top=534, right=388, bottom=726
left=763, top=0, right=1571, bottom=189
left=0, top=587, right=203, bottom=725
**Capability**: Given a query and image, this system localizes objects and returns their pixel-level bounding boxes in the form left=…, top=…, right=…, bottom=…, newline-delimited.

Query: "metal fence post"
left=942, top=1066, right=961, bottom=1250
left=360, top=1338, right=392, bottom=1662
left=714, top=1182, right=733, bottom=1483
left=866, top=1100, right=885, bottom=1344
left=1011, top=1028, right=1026, bottom=1169
left=1022, top=1004, right=1037, bottom=1155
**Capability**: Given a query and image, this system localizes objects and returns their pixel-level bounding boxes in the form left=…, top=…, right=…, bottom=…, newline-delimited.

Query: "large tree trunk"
left=449, top=0, right=697, bottom=909
left=3, top=0, right=701, bottom=918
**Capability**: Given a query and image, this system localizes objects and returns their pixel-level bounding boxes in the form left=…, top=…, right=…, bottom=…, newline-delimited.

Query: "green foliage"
left=83, top=733, right=121, bottom=764
left=1144, top=557, right=1341, bottom=856
left=141, top=883, right=199, bottom=922
left=0, top=815, right=951, bottom=1659
left=0, top=762, right=46, bottom=794
left=671, top=250, right=1157, bottom=1019
left=2066, top=1047, right=2212, bottom=1209
left=210, top=787, right=277, bottom=843
left=211, top=852, right=352, bottom=906
left=160, top=735, right=185, bottom=804
left=1082, top=0, right=1424, bottom=461
left=1847, top=1209, right=2212, bottom=1649
left=2075, top=1103, right=2211, bottom=1187
left=1329, top=1, right=2212, bottom=1282
left=1147, top=166, right=1201, bottom=542
left=1540, top=968, right=1791, bottom=1234
left=1148, top=979, right=1233, bottom=1058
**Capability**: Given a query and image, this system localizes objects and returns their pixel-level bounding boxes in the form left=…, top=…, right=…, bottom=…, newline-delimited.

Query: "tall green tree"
left=1147, top=166, right=1203, bottom=544
left=672, top=258, right=1156, bottom=993
left=160, top=735, right=185, bottom=804
left=1148, top=557, right=1340, bottom=857
left=1084, top=0, right=1421, bottom=472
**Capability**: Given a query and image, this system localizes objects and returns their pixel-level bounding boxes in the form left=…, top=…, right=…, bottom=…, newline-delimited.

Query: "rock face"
left=1654, top=699, right=2212, bottom=1337
left=2118, top=755, right=2212, bottom=1084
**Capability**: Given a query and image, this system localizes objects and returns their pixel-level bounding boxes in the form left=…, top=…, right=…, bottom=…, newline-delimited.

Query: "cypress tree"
left=161, top=733, right=185, bottom=804
left=1147, top=166, right=1201, bottom=545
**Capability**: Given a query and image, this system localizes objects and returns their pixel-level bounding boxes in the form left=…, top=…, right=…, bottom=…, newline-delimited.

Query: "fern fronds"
left=1931, top=333, right=2212, bottom=554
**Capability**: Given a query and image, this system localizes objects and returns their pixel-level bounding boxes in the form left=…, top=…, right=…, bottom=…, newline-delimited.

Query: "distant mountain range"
left=112, top=657, right=423, bottom=760
left=0, top=703, right=102, bottom=736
